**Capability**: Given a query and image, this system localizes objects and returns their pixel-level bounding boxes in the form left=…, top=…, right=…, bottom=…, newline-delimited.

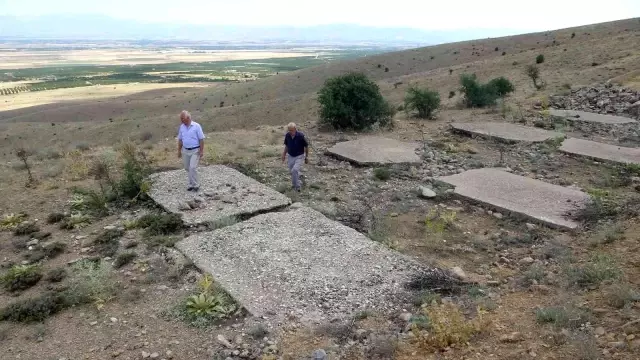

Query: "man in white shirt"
left=177, top=110, right=205, bottom=191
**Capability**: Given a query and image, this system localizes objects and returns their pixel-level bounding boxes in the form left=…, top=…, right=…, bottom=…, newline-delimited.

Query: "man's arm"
left=197, top=124, right=205, bottom=157
left=281, top=146, right=288, bottom=163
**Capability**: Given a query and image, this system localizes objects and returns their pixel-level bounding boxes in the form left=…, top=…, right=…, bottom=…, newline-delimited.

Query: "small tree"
left=15, top=147, right=35, bottom=186
left=487, top=77, right=515, bottom=97
left=526, top=65, right=544, bottom=90
left=318, top=72, right=395, bottom=130
left=536, top=54, right=545, bottom=64
left=404, top=86, right=441, bottom=119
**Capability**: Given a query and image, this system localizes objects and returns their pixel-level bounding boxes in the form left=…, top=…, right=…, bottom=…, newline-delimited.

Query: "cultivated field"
left=1, top=18, right=640, bottom=360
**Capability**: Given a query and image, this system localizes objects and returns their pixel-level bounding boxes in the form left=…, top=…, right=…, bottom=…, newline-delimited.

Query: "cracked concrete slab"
left=148, top=165, right=291, bottom=225
left=549, top=109, right=636, bottom=124
left=450, top=122, right=565, bottom=142
left=560, top=138, right=640, bottom=165
left=326, top=137, right=421, bottom=165
left=437, top=168, right=590, bottom=230
left=176, top=206, right=432, bottom=323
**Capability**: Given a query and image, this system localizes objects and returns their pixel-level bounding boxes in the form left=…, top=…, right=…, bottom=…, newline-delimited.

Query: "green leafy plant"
left=13, top=222, right=39, bottom=236
left=137, top=213, right=183, bottom=237
left=373, top=167, right=391, bottom=181
left=567, top=254, right=622, bottom=288
left=425, top=208, right=457, bottom=234
left=536, top=54, right=545, bottom=64
left=404, top=86, right=441, bottom=119
left=459, top=73, right=514, bottom=108
left=317, top=72, right=395, bottom=130
left=1, top=213, right=28, bottom=230
left=1, top=265, right=43, bottom=292
left=114, top=251, right=137, bottom=268
left=526, top=65, right=544, bottom=90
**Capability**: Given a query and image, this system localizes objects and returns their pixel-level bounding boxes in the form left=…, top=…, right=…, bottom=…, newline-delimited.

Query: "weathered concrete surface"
left=148, top=165, right=291, bottom=225
left=176, top=206, right=432, bottom=323
left=326, top=137, right=421, bottom=165
left=450, top=122, right=565, bottom=142
left=549, top=109, right=636, bottom=124
left=437, top=168, right=590, bottom=230
left=560, top=138, right=640, bottom=165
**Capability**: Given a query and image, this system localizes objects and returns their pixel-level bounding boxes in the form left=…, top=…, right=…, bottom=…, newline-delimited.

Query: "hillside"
left=1, top=17, right=640, bottom=360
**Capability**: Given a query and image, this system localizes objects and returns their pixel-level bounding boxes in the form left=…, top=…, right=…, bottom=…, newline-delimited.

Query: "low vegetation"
left=412, top=302, right=489, bottom=350
left=1, top=265, right=43, bottom=292
left=318, top=72, right=395, bottom=130
left=567, top=254, right=622, bottom=288
left=526, top=65, right=545, bottom=90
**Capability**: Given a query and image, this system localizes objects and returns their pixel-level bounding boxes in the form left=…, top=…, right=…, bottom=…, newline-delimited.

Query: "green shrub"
left=486, top=77, right=515, bottom=97
left=13, top=222, right=39, bottom=236
left=536, top=54, right=545, bottom=64
left=116, top=142, right=152, bottom=201
left=448, top=91, right=455, bottom=99
left=137, top=213, right=183, bottom=237
left=404, top=86, right=441, bottom=119
left=94, top=228, right=124, bottom=257
left=0, top=292, right=69, bottom=323
left=459, top=74, right=514, bottom=108
left=46, top=212, right=66, bottom=224
left=1, top=265, right=42, bottom=292
left=45, top=268, right=67, bottom=283
left=373, top=167, right=391, bottom=181
left=65, top=260, right=117, bottom=308
left=525, top=65, right=543, bottom=90
left=535, top=306, right=590, bottom=329
left=114, top=251, right=137, bottom=268
left=144, top=235, right=181, bottom=248
left=317, top=72, right=395, bottom=130
left=567, top=254, right=622, bottom=288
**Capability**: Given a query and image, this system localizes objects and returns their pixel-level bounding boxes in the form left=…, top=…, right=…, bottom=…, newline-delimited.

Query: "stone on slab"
left=176, top=206, right=430, bottom=323
left=326, top=137, right=421, bottom=165
left=560, top=138, right=640, bottom=165
left=548, top=109, right=636, bottom=124
left=437, top=168, right=590, bottom=230
left=148, top=165, right=291, bottom=225
left=450, top=122, right=564, bottom=142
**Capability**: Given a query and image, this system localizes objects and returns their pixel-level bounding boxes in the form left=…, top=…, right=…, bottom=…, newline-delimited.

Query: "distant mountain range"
left=0, top=15, right=530, bottom=45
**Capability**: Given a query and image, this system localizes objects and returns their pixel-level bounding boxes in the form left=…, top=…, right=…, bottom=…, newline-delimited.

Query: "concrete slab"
left=437, top=168, right=590, bottom=230
left=450, top=122, right=564, bottom=142
left=560, top=138, right=640, bottom=165
left=548, top=109, right=636, bottom=124
left=326, top=137, right=421, bottom=165
left=176, top=206, right=430, bottom=323
left=148, top=165, right=291, bottom=225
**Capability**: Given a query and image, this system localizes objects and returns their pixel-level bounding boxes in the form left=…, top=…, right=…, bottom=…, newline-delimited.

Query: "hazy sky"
left=1, top=0, right=639, bottom=30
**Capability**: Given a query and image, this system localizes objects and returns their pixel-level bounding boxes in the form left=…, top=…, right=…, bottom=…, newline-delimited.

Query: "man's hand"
left=281, top=154, right=286, bottom=164
left=199, top=150, right=204, bottom=159
left=177, top=151, right=182, bottom=160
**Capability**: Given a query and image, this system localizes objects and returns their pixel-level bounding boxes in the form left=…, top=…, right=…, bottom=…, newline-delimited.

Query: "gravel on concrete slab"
left=560, top=138, right=640, bottom=165
left=325, top=137, right=421, bottom=165
left=548, top=109, right=636, bottom=124
left=437, top=168, right=590, bottom=230
left=450, top=122, right=565, bottom=142
left=176, top=206, right=433, bottom=324
left=148, top=165, right=291, bottom=225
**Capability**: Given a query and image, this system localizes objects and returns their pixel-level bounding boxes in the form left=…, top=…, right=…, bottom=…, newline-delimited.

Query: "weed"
left=366, top=336, right=397, bottom=359
left=413, top=302, right=488, bottom=349
left=137, top=213, right=183, bottom=237
left=94, top=229, right=124, bottom=257
left=589, top=224, right=625, bottom=247
left=605, top=284, right=640, bottom=309
left=170, top=274, right=239, bottom=327
left=572, top=192, right=619, bottom=223
left=13, top=222, right=39, bottom=236
left=1, top=213, right=28, bottom=230
left=567, top=254, right=621, bottom=288
left=467, top=285, right=488, bottom=298
left=0, top=292, right=69, bottom=323
left=140, top=131, right=153, bottom=142
left=535, top=306, right=591, bottom=329
left=425, top=207, right=457, bottom=234
left=65, top=260, right=117, bottom=310
left=144, top=235, right=181, bottom=248
left=45, top=268, right=67, bottom=283
left=536, top=54, right=545, bottom=64
left=59, top=213, right=92, bottom=230
left=114, top=251, right=137, bottom=268
left=354, top=310, right=373, bottom=320
left=373, top=167, right=391, bottom=181
left=46, top=212, right=66, bottom=224
left=523, top=264, right=546, bottom=285
left=1, top=265, right=42, bottom=292
left=41, top=241, right=67, bottom=259
left=15, top=147, right=36, bottom=186
left=413, top=290, right=442, bottom=306
left=117, top=141, right=153, bottom=202
left=526, top=65, right=545, bottom=90
left=75, top=143, right=91, bottom=151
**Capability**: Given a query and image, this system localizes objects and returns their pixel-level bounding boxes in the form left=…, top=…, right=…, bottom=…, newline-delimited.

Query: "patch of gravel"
left=148, top=165, right=291, bottom=225
left=176, top=206, right=437, bottom=325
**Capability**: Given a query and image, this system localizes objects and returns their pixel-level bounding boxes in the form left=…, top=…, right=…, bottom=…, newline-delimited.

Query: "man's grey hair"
left=180, top=110, right=191, bottom=119
left=287, top=122, right=296, bottom=129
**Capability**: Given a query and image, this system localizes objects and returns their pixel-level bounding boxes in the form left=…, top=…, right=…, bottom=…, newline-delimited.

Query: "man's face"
left=180, top=115, right=189, bottom=126
left=288, top=127, right=296, bottom=136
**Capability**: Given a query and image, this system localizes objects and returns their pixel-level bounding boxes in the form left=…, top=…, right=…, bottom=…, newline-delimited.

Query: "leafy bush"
left=0, top=292, right=69, bottom=323
left=373, top=167, right=391, bottom=181
left=317, top=72, right=395, bottom=130
left=536, top=54, right=545, bottom=64
left=486, top=77, right=515, bottom=97
left=404, top=86, right=441, bottom=119
left=45, top=268, right=67, bottom=283
left=526, top=65, right=544, bottom=90
left=94, top=228, right=124, bottom=257
left=116, top=142, right=152, bottom=201
left=459, top=74, right=514, bottom=108
left=169, top=274, right=240, bottom=327
left=1, top=265, right=42, bottom=292
left=65, top=260, right=117, bottom=310
left=13, top=222, right=39, bottom=236
left=46, top=212, right=66, bottom=224
left=114, top=251, right=137, bottom=268
left=1, top=213, right=28, bottom=230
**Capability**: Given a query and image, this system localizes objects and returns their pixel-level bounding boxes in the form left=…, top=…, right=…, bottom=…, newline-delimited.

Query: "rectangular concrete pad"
left=451, top=122, right=565, bottom=142
left=438, top=168, right=590, bottom=230
left=549, top=109, right=636, bottom=124
left=176, top=206, right=428, bottom=323
left=326, top=136, right=421, bottom=165
left=148, top=165, right=291, bottom=225
left=560, top=138, right=640, bottom=165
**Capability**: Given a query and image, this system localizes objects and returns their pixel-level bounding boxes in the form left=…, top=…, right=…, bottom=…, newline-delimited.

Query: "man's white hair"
left=180, top=110, right=191, bottom=119
left=287, top=122, right=296, bottom=129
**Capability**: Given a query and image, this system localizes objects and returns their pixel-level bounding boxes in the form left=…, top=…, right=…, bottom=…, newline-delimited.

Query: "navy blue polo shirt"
left=284, top=131, right=308, bottom=157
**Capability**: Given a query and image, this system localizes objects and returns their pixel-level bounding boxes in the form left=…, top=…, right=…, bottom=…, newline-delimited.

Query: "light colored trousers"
left=287, top=154, right=305, bottom=190
left=182, top=148, right=200, bottom=188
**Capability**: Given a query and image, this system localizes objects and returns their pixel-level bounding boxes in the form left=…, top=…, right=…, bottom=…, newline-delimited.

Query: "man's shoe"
left=192, top=186, right=200, bottom=192
left=187, top=187, right=194, bottom=191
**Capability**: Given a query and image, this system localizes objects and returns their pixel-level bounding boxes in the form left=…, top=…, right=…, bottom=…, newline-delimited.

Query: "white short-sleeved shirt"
left=178, top=121, right=205, bottom=149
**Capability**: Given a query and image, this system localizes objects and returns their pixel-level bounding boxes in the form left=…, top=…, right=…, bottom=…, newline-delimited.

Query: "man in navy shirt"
left=281, top=122, right=309, bottom=192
